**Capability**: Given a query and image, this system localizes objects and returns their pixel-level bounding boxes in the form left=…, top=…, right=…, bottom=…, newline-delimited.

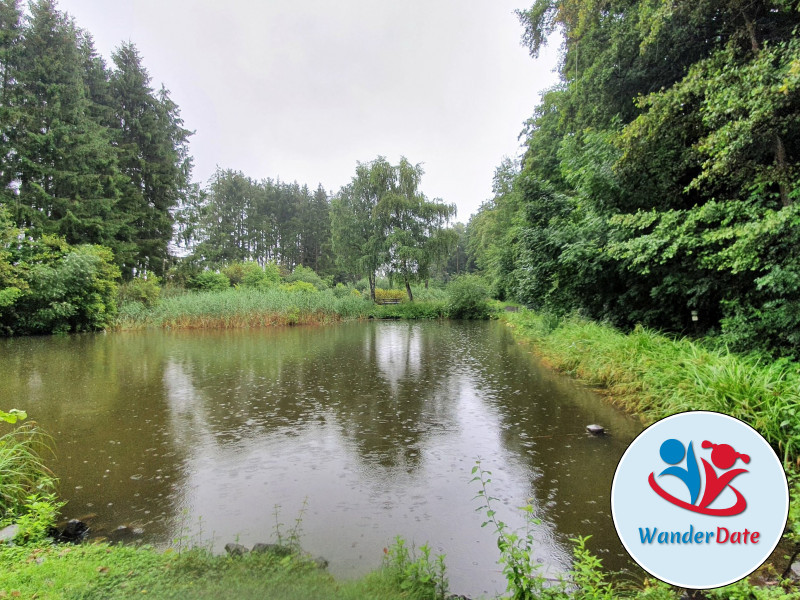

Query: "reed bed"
left=116, top=287, right=449, bottom=330
left=0, top=424, right=55, bottom=519
left=503, top=310, right=800, bottom=468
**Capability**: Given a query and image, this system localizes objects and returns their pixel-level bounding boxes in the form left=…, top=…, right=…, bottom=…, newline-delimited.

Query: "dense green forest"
left=1, top=0, right=799, bottom=361
left=467, top=0, right=800, bottom=358
left=0, top=0, right=191, bottom=280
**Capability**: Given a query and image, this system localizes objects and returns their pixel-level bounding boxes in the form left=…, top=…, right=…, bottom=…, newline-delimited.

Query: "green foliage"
left=0, top=541, right=431, bottom=600
left=466, top=0, right=800, bottom=359
left=180, top=170, right=332, bottom=275
left=0, top=424, right=56, bottom=521
left=285, top=265, right=327, bottom=290
left=224, top=261, right=281, bottom=290
left=472, top=460, right=550, bottom=600
left=0, top=409, right=26, bottom=425
left=0, top=3, right=192, bottom=279
left=331, top=157, right=455, bottom=300
left=188, top=270, right=231, bottom=292
left=503, top=309, right=800, bottom=468
left=118, top=274, right=161, bottom=308
left=445, top=275, right=489, bottom=319
left=332, top=283, right=351, bottom=298
left=280, top=281, right=318, bottom=294
left=108, top=42, right=193, bottom=279
left=382, top=537, right=448, bottom=600
left=0, top=214, right=121, bottom=335
left=12, top=493, right=62, bottom=543
left=116, top=287, right=373, bottom=329
left=569, top=537, right=613, bottom=600
left=371, top=301, right=447, bottom=320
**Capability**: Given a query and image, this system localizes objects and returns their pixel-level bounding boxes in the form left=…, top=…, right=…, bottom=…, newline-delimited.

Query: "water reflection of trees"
left=0, top=323, right=640, bottom=573
left=158, top=323, right=464, bottom=475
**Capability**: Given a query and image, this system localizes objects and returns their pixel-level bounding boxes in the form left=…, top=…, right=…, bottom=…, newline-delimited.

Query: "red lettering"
left=716, top=527, right=729, bottom=543
left=715, top=527, right=760, bottom=544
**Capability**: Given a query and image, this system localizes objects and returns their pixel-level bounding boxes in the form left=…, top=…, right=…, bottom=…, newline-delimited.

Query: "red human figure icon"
left=698, top=441, right=750, bottom=510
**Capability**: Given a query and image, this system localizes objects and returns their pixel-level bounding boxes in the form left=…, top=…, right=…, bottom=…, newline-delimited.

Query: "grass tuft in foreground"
left=0, top=542, right=440, bottom=600
left=0, top=422, right=56, bottom=521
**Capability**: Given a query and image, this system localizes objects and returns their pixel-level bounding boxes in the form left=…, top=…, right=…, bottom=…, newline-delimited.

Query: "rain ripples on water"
left=0, top=321, right=641, bottom=597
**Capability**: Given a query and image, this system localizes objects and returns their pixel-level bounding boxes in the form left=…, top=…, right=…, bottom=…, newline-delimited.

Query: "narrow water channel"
left=0, top=321, right=642, bottom=597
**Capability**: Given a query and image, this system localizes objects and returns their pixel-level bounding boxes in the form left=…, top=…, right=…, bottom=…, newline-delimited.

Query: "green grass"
left=0, top=423, right=55, bottom=520
left=0, top=543, right=423, bottom=600
left=116, top=287, right=450, bottom=330
left=502, top=310, right=800, bottom=467
left=117, top=288, right=372, bottom=329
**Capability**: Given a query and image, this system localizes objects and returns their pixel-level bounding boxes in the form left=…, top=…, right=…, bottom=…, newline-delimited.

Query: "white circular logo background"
left=611, top=411, right=789, bottom=589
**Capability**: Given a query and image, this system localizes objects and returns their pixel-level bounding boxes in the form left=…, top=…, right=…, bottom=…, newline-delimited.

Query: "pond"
left=0, top=321, right=642, bottom=597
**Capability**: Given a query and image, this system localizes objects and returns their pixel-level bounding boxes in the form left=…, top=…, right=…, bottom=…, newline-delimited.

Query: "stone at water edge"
left=61, top=519, right=89, bottom=542
left=313, top=556, right=329, bottom=569
left=586, top=424, right=605, bottom=435
left=224, top=543, right=249, bottom=556
left=0, top=524, right=19, bottom=543
left=790, top=561, right=800, bottom=580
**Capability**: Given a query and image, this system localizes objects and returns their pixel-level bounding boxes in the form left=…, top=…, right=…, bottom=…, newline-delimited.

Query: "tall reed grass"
left=116, top=287, right=449, bottom=330
left=503, top=310, right=800, bottom=468
left=0, top=424, right=55, bottom=519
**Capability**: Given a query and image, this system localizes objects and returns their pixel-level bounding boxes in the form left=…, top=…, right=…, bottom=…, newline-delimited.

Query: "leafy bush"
left=4, top=243, right=121, bottom=335
left=446, top=275, right=489, bottom=319
left=189, top=270, right=230, bottom=292
left=285, top=265, right=327, bottom=290
left=119, top=274, right=161, bottom=308
left=332, top=283, right=351, bottom=298
left=223, top=261, right=281, bottom=290
left=12, top=493, right=62, bottom=543
left=280, top=281, right=318, bottom=294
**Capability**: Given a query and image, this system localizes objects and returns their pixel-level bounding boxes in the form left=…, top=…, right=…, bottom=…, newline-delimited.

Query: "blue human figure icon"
left=658, top=439, right=701, bottom=505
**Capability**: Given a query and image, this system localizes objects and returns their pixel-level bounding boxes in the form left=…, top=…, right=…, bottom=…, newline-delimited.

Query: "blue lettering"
left=639, top=527, right=658, bottom=543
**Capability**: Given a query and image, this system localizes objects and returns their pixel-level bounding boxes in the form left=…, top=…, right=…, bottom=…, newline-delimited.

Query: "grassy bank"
left=500, top=309, right=800, bottom=545
left=500, top=309, right=800, bottom=466
left=0, top=542, right=431, bottom=600
left=115, top=287, right=449, bottom=330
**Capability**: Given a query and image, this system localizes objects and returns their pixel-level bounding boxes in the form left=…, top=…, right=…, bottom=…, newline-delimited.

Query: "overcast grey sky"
left=56, top=0, right=560, bottom=221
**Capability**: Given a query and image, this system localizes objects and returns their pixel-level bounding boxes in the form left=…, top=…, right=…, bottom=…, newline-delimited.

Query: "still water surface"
left=0, top=321, right=641, bottom=596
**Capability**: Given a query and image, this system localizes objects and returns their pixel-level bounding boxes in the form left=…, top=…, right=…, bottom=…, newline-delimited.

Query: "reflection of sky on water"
left=0, top=322, right=642, bottom=598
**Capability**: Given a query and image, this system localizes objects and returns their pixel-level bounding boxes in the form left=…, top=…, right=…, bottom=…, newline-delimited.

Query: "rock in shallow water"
left=586, top=424, right=605, bottom=435
left=60, top=519, right=89, bottom=543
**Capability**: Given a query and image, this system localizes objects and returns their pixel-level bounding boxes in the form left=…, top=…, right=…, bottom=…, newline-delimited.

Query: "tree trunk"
left=405, top=278, right=413, bottom=302
left=369, top=272, right=376, bottom=302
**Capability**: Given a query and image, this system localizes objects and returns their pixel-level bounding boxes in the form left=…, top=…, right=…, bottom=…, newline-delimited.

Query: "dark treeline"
left=0, top=0, right=192, bottom=280
left=176, top=168, right=333, bottom=274
left=467, top=0, right=800, bottom=358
